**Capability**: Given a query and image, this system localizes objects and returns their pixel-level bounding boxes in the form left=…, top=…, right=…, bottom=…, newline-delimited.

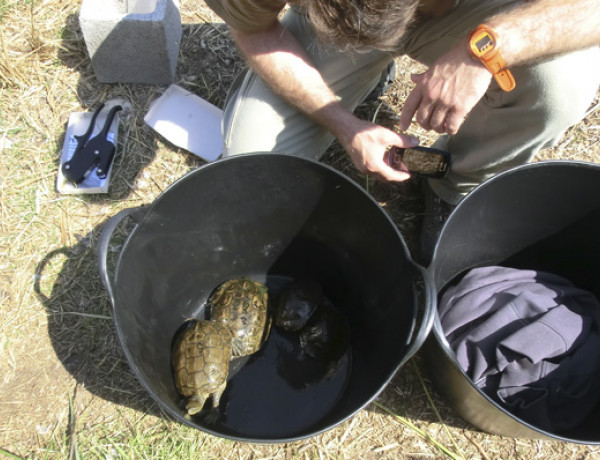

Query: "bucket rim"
left=431, top=160, right=600, bottom=265
left=156, top=152, right=418, bottom=263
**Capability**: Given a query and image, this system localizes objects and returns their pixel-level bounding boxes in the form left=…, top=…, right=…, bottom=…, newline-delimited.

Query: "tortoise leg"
left=232, top=336, right=247, bottom=357
left=211, top=381, right=228, bottom=408
left=262, top=314, right=272, bottom=346
left=201, top=382, right=228, bottom=424
left=186, top=393, right=209, bottom=415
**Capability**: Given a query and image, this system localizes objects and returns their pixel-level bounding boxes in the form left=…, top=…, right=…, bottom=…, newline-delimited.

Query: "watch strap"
left=489, top=67, right=516, bottom=92
left=469, top=25, right=516, bottom=92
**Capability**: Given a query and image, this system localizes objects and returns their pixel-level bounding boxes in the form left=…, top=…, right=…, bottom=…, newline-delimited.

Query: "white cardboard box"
left=144, top=84, right=223, bottom=162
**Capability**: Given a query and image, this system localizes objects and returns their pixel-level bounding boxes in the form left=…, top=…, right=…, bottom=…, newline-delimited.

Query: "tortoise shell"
left=172, top=320, right=232, bottom=415
left=299, top=299, right=350, bottom=364
left=209, top=278, right=270, bottom=357
left=274, top=277, right=323, bottom=332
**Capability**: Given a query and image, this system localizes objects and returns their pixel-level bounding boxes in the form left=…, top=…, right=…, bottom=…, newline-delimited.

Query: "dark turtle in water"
left=172, top=320, right=233, bottom=416
left=274, top=277, right=323, bottom=332
left=299, top=299, right=351, bottom=369
left=209, top=278, right=270, bottom=357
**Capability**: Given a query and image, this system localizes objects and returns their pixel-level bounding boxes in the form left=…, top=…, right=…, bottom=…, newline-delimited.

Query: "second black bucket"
left=425, top=161, right=600, bottom=444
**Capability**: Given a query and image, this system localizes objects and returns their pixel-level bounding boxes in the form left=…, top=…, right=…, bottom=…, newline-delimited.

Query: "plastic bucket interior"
left=424, top=161, right=600, bottom=444
left=98, top=153, right=434, bottom=442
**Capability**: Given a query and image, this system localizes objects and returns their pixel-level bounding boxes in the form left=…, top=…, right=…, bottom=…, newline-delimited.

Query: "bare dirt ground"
left=1, top=0, right=600, bottom=458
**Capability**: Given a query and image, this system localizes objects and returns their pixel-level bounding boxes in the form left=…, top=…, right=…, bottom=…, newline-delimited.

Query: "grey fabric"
left=439, top=266, right=600, bottom=432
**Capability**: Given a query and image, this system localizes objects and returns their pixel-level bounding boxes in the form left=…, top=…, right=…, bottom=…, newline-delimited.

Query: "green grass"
left=39, top=412, right=231, bottom=460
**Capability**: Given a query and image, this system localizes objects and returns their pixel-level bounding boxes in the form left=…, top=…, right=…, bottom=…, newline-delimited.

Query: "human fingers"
left=415, top=101, right=436, bottom=131
left=351, top=152, right=411, bottom=183
left=402, top=83, right=467, bottom=134
left=443, top=109, right=465, bottom=135
left=425, top=105, right=469, bottom=134
left=398, top=81, right=423, bottom=131
left=375, top=134, right=418, bottom=182
left=372, top=160, right=411, bottom=182
left=394, top=131, right=420, bottom=149
left=352, top=142, right=414, bottom=183
left=403, top=73, right=441, bottom=131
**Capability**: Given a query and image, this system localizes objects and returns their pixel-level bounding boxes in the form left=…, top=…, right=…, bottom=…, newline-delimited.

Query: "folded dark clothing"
left=439, top=266, right=600, bottom=432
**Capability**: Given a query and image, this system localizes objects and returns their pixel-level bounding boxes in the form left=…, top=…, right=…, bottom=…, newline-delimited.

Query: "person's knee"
left=519, top=47, right=600, bottom=133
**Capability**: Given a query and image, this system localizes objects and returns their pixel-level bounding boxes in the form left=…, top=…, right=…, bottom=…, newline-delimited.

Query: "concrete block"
left=79, top=0, right=182, bottom=85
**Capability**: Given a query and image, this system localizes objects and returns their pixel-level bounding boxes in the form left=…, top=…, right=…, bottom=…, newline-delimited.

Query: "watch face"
left=474, top=33, right=495, bottom=55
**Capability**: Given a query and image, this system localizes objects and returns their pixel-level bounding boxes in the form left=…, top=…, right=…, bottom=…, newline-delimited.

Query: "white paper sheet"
left=144, top=84, right=223, bottom=162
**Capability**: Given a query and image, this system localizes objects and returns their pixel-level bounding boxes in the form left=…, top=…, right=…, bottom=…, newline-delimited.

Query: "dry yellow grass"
left=1, top=0, right=600, bottom=458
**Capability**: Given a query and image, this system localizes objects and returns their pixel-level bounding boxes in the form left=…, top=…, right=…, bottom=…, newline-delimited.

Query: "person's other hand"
left=340, top=118, right=419, bottom=182
left=399, top=40, right=492, bottom=134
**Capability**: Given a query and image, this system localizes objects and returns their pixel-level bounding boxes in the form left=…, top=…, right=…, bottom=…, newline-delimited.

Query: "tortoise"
left=172, top=320, right=233, bottom=416
left=299, top=298, right=350, bottom=368
left=274, top=277, right=323, bottom=332
left=209, top=278, right=270, bottom=357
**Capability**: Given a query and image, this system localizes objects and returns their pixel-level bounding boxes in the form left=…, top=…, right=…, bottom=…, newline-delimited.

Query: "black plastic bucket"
left=98, top=153, right=435, bottom=442
left=424, top=161, right=600, bottom=444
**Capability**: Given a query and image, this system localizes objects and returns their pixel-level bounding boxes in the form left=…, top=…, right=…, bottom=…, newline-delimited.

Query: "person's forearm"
left=230, top=23, right=358, bottom=143
left=488, top=0, right=600, bottom=66
left=230, top=21, right=418, bottom=182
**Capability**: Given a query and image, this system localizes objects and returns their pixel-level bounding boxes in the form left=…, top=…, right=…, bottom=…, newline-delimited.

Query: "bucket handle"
left=398, top=264, right=436, bottom=367
left=97, top=206, right=148, bottom=307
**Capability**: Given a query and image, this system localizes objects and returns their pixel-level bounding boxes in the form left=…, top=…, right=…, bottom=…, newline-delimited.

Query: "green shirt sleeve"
left=204, top=0, right=287, bottom=33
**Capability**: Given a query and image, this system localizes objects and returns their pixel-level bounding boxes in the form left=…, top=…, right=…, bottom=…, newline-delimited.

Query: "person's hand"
left=399, top=40, right=493, bottom=135
left=338, top=117, right=419, bottom=182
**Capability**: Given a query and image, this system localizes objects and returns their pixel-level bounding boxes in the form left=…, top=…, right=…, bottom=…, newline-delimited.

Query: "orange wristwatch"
left=469, top=24, right=516, bottom=92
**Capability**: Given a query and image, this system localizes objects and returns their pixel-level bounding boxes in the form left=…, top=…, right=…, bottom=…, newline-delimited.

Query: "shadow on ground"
left=33, top=216, right=160, bottom=416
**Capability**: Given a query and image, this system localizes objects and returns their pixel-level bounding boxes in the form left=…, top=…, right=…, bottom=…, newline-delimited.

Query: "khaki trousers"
left=222, top=0, right=600, bottom=203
